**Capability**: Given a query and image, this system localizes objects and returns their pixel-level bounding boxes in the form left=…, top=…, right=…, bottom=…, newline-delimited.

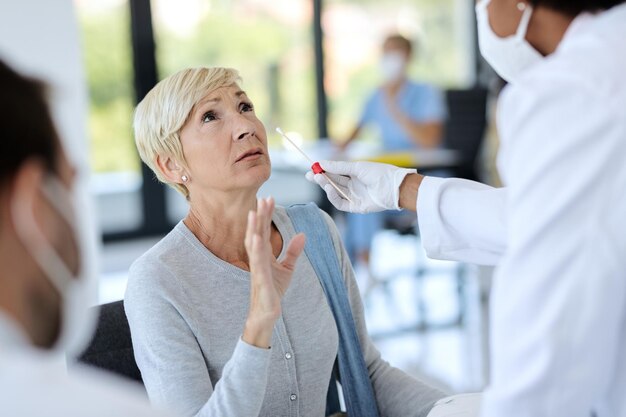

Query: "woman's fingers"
left=249, top=233, right=271, bottom=278
left=246, top=198, right=275, bottom=265
left=254, top=198, right=265, bottom=238
left=254, top=197, right=274, bottom=242
left=244, top=210, right=255, bottom=252
left=279, top=233, right=306, bottom=272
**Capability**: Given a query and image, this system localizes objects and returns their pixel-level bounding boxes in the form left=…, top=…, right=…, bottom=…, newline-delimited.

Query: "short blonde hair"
left=133, top=67, right=241, bottom=199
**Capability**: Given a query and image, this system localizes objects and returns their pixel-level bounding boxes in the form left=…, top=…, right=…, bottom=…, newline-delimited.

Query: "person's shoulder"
left=2, top=349, right=173, bottom=417
left=366, top=86, right=385, bottom=103
left=406, top=79, right=440, bottom=94
left=278, top=204, right=341, bottom=241
left=508, top=11, right=626, bottom=107
left=277, top=203, right=335, bottom=228
left=273, top=204, right=297, bottom=236
left=272, top=204, right=290, bottom=224
left=314, top=206, right=343, bottom=245
left=126, top=224, right=190, bottom=296
left=555, top=8, right=626, bottom=95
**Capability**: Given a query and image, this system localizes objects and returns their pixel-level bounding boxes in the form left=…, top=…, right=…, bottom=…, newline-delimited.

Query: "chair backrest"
left=77, top=300, right=143, bottom=384
left=443, top=88, right=489, bottom=181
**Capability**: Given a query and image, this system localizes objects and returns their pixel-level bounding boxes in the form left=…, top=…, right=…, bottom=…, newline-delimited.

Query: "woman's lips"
left=238, top=152, right=263, bottom=162
left=235, top=147, right=265, bottom=163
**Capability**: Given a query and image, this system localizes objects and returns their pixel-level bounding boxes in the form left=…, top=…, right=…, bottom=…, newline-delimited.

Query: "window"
left=76, top=0, right=143, bottom=233
left=151, top=0, right=318, bottom=221
left=323, top=0, right=475, bottom=140
left=152, top=0, right=316, bottom=144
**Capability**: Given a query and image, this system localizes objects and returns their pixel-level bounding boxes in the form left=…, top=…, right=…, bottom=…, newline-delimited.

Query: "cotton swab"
left=276, top=127, right=353, bottom=204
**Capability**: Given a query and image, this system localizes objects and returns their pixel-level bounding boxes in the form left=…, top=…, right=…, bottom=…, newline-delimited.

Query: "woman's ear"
left=156, top=155, right=187, bottom=184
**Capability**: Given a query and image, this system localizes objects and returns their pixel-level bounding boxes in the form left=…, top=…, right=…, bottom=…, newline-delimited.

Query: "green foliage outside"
left=154, top=8, right=317, bottom=148
left=79, top=4, right=139, bottom=173
left=79, top=0, right=465, bottom=173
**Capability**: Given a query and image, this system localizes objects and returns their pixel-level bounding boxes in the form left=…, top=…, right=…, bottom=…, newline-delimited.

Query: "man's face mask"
left=379, top=51, right=407, bottom=83
left=11, top=174, right=97, bottom=358
left=475, top=0, right=543, bottom=83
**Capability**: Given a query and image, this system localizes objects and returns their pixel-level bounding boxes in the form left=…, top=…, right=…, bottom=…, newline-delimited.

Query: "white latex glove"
left=304, top=160, right=416, bottom=213
left=427, top=393, right=481, bottom=417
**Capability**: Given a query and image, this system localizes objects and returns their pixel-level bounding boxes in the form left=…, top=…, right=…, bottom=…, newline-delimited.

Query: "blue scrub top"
left=359, top=80, right=446, bottom=151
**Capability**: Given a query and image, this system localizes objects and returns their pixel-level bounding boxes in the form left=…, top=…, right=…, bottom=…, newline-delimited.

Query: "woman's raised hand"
left=242, top=197, right=305, bottom=348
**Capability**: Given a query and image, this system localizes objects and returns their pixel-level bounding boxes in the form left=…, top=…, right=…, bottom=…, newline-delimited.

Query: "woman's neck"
left=184, top=190, right=258, bottom=266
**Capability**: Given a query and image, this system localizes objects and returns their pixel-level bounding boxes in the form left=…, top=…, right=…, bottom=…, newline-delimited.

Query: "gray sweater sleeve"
left=320, top=210, right=447, bottom=417
left=125, top=260, right=272, bottom=417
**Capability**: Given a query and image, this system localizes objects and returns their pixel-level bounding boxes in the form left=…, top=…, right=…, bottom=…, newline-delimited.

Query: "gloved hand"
left=304, top=160, right=416, bottom=213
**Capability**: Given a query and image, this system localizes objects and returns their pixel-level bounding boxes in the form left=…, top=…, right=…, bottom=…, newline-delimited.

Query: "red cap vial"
left=311, top=162, right=325, bottom=174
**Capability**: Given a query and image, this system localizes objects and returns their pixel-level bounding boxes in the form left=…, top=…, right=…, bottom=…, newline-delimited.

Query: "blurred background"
left=3, top=0, right=505, bottom=396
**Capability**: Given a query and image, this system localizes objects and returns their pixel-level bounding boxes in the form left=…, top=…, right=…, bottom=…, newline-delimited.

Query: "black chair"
left=78, top=300, right=343, bottom=414
left=77, top=300, right=143, bottom=384
left=442, top=87, right=489, bottom=181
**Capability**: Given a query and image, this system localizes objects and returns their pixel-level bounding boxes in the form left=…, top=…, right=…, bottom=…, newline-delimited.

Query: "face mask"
left=11, top=175, right=97, bottom=358
left=380, top=52, right=407, bottom=83
left=475, top=0, right=543, bottom=83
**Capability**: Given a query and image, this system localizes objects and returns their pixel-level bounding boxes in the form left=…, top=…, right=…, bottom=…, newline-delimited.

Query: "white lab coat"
left=0, top=312, right=173, bottom=417
left=417, top=5, right=626, bottom=417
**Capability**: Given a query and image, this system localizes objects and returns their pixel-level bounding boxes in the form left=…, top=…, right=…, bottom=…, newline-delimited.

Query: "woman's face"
left=179, top=84, right=271, bottom=197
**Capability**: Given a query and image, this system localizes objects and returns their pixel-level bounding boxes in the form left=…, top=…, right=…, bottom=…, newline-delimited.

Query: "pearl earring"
left=181, top=175, right=188, bottom=183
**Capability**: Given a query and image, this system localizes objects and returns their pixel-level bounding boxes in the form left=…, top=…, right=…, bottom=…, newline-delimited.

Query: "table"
left=269, top=140, right=460, bottom=174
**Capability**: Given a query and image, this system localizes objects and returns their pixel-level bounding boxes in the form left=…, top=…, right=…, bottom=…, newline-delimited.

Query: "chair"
left=77, top=300, right=143, bottom=384
left=78, top=300, right=343, bottom=414
left=442, top=87, right=489, bottom=181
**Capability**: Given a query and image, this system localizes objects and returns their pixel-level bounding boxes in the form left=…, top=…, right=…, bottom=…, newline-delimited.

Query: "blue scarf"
left=286, top=203, right=381, bottom=417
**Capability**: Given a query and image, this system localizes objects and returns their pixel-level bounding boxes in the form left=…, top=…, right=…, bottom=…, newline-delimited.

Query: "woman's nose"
left=236, top=131, right=251, bottom=141
left=232, top=115, right=256, bottom=141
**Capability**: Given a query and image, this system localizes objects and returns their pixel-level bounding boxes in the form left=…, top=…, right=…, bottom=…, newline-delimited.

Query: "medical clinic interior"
left=2, top=0, right=625, bottom=416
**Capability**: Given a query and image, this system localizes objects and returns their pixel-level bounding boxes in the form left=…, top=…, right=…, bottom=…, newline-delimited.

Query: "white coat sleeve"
left=416, top=176, right=507, bottom=265
left=481, top=74, right=626, bottom=417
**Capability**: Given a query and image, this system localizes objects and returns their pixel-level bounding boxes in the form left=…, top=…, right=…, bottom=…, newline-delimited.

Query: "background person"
left=0, top=59, right=171, bottom=417
left=308, top=1, right=626, bottom=416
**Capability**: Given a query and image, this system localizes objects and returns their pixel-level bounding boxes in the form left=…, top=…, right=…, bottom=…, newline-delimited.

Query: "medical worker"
left=0, top=60, right=172, bottom=416
left=308, top=1, right=626, bottom=416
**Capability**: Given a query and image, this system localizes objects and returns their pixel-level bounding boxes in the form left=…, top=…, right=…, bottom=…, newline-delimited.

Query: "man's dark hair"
left=529, top=0, right=625, bottom=16
left=0, top=59, right=59, bottom=183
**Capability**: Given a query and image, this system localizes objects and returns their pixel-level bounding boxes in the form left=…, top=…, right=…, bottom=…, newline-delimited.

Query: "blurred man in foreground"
left=0, top=59, right=171, bottom=416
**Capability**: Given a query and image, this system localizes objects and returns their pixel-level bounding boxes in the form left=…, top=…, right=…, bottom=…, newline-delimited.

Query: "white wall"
left=0, top=0, right=100, bottom=304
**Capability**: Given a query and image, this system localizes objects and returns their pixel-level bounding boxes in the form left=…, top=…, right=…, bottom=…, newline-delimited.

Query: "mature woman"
left=125, top=67, right=446, bottom=417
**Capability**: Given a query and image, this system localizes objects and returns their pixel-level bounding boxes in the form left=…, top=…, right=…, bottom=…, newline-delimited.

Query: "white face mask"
left=380, top=52, right=407, bottom=83
left=11, top=175, right=97, bottom=358
left=475, top=0, right=543, bottom=83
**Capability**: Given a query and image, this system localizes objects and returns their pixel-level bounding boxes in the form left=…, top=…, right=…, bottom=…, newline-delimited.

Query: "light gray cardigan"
left=125, top=206, right=445, bottom=417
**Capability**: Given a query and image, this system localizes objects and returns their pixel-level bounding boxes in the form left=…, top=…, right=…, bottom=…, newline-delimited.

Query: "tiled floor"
left=99, top=226, right=492, bottom=395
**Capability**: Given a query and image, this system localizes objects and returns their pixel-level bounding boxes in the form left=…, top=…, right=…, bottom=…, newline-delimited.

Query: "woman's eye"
left=240, top=102, right=254, bottom=113
left=202, top=111, right=217, bottom=123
